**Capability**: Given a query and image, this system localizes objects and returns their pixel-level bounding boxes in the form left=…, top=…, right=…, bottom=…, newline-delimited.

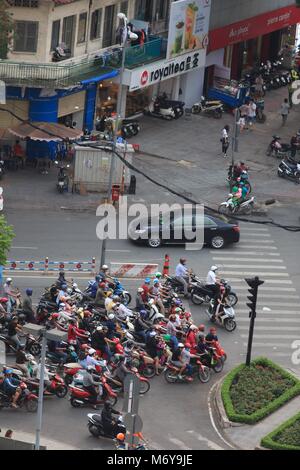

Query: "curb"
left=214, top=377, right=244, bottom=429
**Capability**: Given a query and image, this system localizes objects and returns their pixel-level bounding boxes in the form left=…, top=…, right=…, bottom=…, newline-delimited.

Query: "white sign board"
left=0, top=80, right=6, bottom=104
left=167, top=0, right=211, bottom=60
left=124, top=50, right=204, bottom=91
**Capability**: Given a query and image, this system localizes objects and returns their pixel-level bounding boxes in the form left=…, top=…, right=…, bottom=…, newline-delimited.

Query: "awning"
left=0, top=128, right=12, bottom=140
left=80, top=69, right=119, bottom=86
left=8, top=122, right=83, bottom=142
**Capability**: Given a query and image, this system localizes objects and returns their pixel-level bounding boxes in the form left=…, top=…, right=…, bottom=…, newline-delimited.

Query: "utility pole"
left=100, top=14, right=137, bottom=269
left=245, top=276, right=265, bottom=366
left=230, top=108, right=240, bottom=176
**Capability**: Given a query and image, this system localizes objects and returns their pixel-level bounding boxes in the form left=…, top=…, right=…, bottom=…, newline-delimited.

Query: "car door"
left=170, top=213, right=194, bottom=244
left=202, top=216, right=218, bottom=245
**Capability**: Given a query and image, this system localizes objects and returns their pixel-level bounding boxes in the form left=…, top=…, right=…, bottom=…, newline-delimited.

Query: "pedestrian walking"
left=254, top=74, right=264, bottom=98
left=247, top=99, right=257, bottom=129
left=280, top=98, right=290, bottom=126
left=221, top=125, right=230, bottom=158
left=239, top=102, right=250, bottom=131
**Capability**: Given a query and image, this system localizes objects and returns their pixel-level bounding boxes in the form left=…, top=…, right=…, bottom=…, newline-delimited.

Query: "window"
left=102, top=5, right=116, bottom=48
left=9, top=0, right=38, bottom=7
left=90, top=9, right=102, bottom=40
left=51, top=20, right=60, bottom=51
left=62, top=15, right=76, bottom=51
left=77, top=12, right=87, bottom=43
left=204, top=216, right=217, bottom=227
left=120, top=1, right=128, bottom=16
left=14, top=21, right=38, bottom=52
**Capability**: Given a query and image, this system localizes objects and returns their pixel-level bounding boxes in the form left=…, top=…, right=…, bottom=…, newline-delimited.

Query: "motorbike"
left=0, top=160, right=5, bottom=180
left=206, top=300, right=237, bottom=332
left=69, top=375, right=118, bottom=408
left=0, top=380, right=38, bottom=412
left=278, top=158, right=300, bottom=184
left=192, top=97, right=224, bottom=119
left=52, top=44, right=71, bottom=62
left=87, top=413, right=126, bottom=439
left=0, top=332, right=42, bottom=356
left=121, top=120, right=140, bottom=139
left=218, top=194, right=255, bottom=215
left=26, top=372, right=68, bottom=399
left=111, top=279, right=131, bottom=306
left=266, top=137, right=291, bottom=158
left=190, top=277, right=238, bottom=307
left=55, top=161, right=70, bottom=193
left=108, top=368, right=151, bottom=395
left=164, top=360, right=211, bottom=384
left=145, top=98, right=176, bottom=120
left=146, top=302, right=165, bottom=325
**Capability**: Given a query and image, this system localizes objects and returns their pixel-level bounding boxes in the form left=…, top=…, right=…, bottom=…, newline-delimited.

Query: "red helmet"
left=51, top=313, right=59, bottom=320
left=0, top=297, right=8, bottom=303
left=198, top=324, right=205, bottom=331
left=80, top=343, right=89, bottom=351
left=113, top=338, right=120, bottom=344
left=185, top=343, right=191, bottom=348
left=99, top=282, right=106, bottom=288
left=84, top=310, right=92, bottom=317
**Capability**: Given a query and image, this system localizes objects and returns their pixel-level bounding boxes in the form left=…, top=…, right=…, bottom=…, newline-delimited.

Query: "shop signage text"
left=209, top=5, right=300, bottom=51
left=127, top=52, right=202, bottom=91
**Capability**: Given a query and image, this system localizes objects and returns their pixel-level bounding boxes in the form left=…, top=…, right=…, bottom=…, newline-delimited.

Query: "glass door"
left=102, top=5, right=116, bottom=47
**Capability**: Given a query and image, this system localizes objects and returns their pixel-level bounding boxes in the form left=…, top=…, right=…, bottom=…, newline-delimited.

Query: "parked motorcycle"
left=266, top=136, right=291, bottom=158
left=278, top=158, right=300, bottom=184
left=206, top=300, right=237, bottom=332
left=192, top=97, right=224, bottom=119
left=145, top=95, right=185, bottom=120
left=121, top=120, right=140, bottom=139
left=218, top=194, right=255, bottom=215
left=87, top=413, right=126, bottom=439
left=55, top=161, right=70, bottom=193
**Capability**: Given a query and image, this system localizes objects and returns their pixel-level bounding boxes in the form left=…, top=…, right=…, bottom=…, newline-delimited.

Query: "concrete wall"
left=8, top=0, right=136, bottom=63
left=210, top=0, right=296, bottom=30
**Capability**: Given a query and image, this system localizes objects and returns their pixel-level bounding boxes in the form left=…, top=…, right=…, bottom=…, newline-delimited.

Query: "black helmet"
left=104, top=401, right=112, bottom=410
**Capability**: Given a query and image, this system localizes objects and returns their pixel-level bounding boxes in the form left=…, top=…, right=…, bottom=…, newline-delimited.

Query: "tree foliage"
left=0, top=1, right=13, bottom=60
left=0, top=214, right=15, bottom=266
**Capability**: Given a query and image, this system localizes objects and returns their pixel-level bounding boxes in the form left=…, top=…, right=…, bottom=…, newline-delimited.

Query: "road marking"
left=212, top=257, right=284, bottom=263
left=231, top=282, right=294, bottom=288
left=168, top=436, right=192, bottom=451
left=236, top=294, right=299, bottom=299
left=210, top=251, right=281, bottom=256
left=243, top=342, right=294, bottom=348
left=186, top=430, right=224, bottom=451
left=207, top=382, right=236, bottom=450
left=239, top=239, right=275, bottom=244
left=220, top=271, right=289, bottom=276
left=106, top=249, right=131, bottom=253
left=240, top=233, right=271, bottom=237
left=11, top=246, right=38, bottom=250
left=238, top=318, right=300, bottom=323
left=239, top=226, right=269, bottom=231
left=236, top=309, right=299, bottom=314
left=241, top=334, right=298, bottom=339
left=224, top=279, right=293, bottom=284
left=236, top=244, right=278, bottom=249
left=219, top=265, right=287, bottom=270
left=239, top=326, right=300, bottom=331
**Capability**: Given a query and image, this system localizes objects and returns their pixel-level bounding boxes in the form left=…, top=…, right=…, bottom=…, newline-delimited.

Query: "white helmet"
left=148, top=299, right=155, bottom=305
left=138, top=288, right=144, bottom=293
left=96, top=326, right=103, bottom=332
left=6, top=278, right=12, bottom=283
left=88, top=348, right=96, bottom=355
left=178, top=343, right=184, bottom=348
left=108, top=314, right=115, bottom=320
left=210, top=266, right=218, bottom=272
left=102, top=265, right=109, bottom=270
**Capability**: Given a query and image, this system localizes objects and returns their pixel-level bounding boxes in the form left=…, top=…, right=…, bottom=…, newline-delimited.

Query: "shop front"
left=207, top=4, right=300, bottom=83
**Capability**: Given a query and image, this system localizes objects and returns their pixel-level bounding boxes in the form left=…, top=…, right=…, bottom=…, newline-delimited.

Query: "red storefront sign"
left=209, top=5, right=300, bottom=51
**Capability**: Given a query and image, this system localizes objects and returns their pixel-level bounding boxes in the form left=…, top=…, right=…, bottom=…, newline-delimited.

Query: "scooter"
left=25, top=372, right=68, bottom=398
left=0, top=332, right=42, bottom=356
left=87, top=413, right=126, bottom=439
left=121, top=120, right=140, bottom=139
left=266, top=136, right=291, bottom=158
left=145, top=98, right=176, bottom=120
left=192, top=97, right=224, bottom=119
left=55, top=161, right=70, bottom=193
left=206, top=300, right=237, bottom=332
left=0, top=380, right=38, bottom=412
left=278, top=158, right=300, bottom=184
left=69, top=377, right=118, bottom=408
left=111, top=279, right=132, bottom=306
left=164, top=361, right=211, bottom=384
left=190, top=279, right=238, bottom=307
left=218, top=194, right=255, bottom=215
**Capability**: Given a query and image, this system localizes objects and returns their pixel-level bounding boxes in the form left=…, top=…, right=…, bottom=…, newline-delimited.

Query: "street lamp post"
left=100, top=14, right=138, bottom=269
left=23, top=324, right=67, bottom=450
left=245, top=276, right=265, bottom=366
left=231, top=108, right=240, bottom=171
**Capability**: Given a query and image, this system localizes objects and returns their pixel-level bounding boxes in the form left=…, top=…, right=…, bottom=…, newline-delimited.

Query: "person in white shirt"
left=206, top=266, right=220, bottom=297
left=221, top=125, right=230, bottom=157
left=247, top=100, right=257, bottom=128
left=175, top=258, right=189, bottom=297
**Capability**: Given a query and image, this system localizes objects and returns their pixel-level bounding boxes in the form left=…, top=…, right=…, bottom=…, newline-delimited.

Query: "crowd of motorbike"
left=0, top=266, right=235, bottom=445
left=267, top=134, right=300, bottom=184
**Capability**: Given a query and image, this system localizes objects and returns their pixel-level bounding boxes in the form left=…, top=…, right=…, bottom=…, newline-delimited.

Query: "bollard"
left=91, top=257, right=96, bottom=274
left=44, top=257, right=49, bottom=274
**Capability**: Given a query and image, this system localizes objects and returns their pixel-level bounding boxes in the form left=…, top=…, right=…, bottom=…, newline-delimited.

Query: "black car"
left=128, top=212, right=240, bottom=249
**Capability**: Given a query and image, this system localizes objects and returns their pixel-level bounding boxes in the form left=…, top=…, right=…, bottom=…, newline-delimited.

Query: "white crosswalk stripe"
left=211, top=226, right=300, bottom=365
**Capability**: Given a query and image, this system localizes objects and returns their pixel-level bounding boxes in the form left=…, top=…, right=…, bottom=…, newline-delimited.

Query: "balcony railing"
left=0, top=37, right=167, bottom=88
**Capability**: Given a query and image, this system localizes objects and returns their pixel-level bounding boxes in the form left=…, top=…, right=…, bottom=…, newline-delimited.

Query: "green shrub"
left=221, top=357, right=300, bottom=424
left=261, top=412, right=300, bottom=450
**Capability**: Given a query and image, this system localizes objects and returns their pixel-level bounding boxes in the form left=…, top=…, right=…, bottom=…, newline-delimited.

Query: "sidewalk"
left=224, top=395, right=300, bottom=450
left=0, top=428, right=79, bottom=450
left=1, top=85, right=300, bottom=212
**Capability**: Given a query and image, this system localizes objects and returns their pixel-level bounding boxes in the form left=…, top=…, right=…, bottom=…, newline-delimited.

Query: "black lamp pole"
left=245, top=276, right=265, bottom=366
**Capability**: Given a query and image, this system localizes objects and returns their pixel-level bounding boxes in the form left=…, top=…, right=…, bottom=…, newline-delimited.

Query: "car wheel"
left=211, top=236, right=225, bottom=249
left=147, top=238, right=162, bottom=248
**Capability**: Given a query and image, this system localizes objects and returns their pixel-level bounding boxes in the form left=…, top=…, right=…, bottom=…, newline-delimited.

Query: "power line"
left=1, top=105, right=300, bottom=232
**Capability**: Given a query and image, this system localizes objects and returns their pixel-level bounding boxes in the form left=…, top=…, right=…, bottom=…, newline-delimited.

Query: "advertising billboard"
left=167, top=0, right=211, bottom=60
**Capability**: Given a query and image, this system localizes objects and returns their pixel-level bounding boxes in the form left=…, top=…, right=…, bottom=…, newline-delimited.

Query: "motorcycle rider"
left=21, top=289, right=37, bottom=324
left=56, top=284, right=70, bottom=305
left=170, top=343, right=185, bottom=375
left=67, top=318, right=88, bottom=349
left=115, top=432, right=126, bottom=450
left=205, top=327, right=219, bottom=346
left=112, top=355, right=133, bottom=387
left=82, top=365, right=100, bottom=406
left=136, top=288, right=146, bottom=312
left=7, top=316, right=23, bottom=350
left=175, top=258, right=189, bottom=297
left=101, top=401, right=123, bottom=437
left=13, top=346, right=31, bottom=378
left=2, top=369, right=21, bottom=408
left=140, top=278, right=151, bottom=303
left=134, top=312, right=151, bottom=344
left=290, top=132, right=300, bottom=159
left=212, top=285, right=228, bottom=322
left=91, top=326, right=112, bottom=361
left=146, top=331, right=160, bottom=375
left=4, top=278, right=20, bottom=315
left=206, top=266, right=220, bottom=299
left=166, top=314, right=181, bottom=350
left=94, top=282, right=107, bottom=307
left=149, top=279, right=165, bottom=315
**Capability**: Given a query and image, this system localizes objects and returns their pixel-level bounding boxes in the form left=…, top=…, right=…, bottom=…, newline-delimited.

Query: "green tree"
left=0, top=214, right=15, bottom=267
left=0, top=0, right=13, bottom=60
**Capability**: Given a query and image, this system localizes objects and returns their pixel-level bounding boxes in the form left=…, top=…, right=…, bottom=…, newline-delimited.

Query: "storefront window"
left=77, top=12, right=87, bottom=44
left=102, top=5, right=116, bottom=48
left=90, top=9, right=102, bottom=40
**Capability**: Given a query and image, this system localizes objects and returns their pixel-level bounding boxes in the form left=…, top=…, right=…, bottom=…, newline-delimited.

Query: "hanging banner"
left=166, top=0, right=211, bottom=60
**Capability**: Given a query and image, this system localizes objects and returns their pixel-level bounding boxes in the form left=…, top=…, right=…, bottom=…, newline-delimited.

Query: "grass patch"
left=261, top=412, right=300, bottom=450
left=221, top=357, right=300, bottom=424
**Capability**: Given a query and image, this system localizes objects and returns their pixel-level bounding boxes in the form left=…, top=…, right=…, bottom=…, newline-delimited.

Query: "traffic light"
left=245, top=277, right=265, bottom=318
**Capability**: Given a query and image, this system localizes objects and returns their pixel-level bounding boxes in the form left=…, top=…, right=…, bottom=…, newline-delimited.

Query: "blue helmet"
left=26, top=288, right=33, bottom=296
left=140, top=310, right=147, bottom=318
left=153, top=279, right=159, bottom=284
left=144, top=278, right=151, bottom=284
left=4, top=369, right=13, bottom=375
